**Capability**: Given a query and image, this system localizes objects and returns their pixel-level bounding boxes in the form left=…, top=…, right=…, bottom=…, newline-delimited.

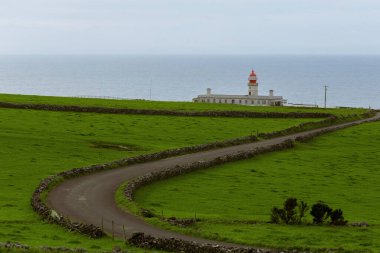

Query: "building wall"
left=248, top=85, right=258, bottom=96
left=193, top=97, right=283, bottom=106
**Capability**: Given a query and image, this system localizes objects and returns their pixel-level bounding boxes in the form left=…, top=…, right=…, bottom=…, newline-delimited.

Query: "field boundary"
left=0, top=101, right=332, bottom=118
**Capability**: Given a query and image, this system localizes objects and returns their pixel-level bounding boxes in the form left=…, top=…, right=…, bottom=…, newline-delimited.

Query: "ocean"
left=0, top=55, right=379, bottom=108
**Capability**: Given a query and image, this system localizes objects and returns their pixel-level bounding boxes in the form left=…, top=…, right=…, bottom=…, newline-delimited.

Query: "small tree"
left=310, top=202, right=332, bottom=224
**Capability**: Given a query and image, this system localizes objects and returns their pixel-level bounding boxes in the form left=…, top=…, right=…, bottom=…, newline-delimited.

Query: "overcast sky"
left=1, top=0, right=380, bottom=55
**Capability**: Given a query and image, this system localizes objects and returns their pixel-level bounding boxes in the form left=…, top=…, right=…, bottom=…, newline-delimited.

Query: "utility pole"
left=324, top=85, right=328, bottom=108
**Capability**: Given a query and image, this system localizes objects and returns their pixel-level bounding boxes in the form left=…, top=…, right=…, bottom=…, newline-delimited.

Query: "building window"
left=245, top=100, right=247, bottom=104
left=219, top=99, right=221, bottom=103
left=232, top=99, right=235, bottom=104
left=213, top=99, right=216, bottom=103
left=207, top=99, right=210, bottom=103
left=251, top=100, right=254, bottom=104
left=225, top=99, right=227, bottom=103
left=202, top=99, right=205, bottom=102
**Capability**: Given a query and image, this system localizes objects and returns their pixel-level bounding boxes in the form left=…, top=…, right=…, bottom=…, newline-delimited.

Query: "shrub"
left=270, top=197, right=307, bottom=225
left=330, top=209, right=348, bottom=226
left=271, top=199, right=348, bottom=226
left=283, top=197, right=298, bottom=224
left=310, top=202, right=332, bottom=224
left=270, top=207, right=285, bottom=224
left=297, top=200, right=309, bottom=223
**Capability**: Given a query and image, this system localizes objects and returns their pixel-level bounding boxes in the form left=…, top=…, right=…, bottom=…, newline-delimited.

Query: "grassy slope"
left=134, top=121, right=380, bottom=252
left=0, top=107, right=315, bottom=252
left=0, top=93, right=367, bottom=116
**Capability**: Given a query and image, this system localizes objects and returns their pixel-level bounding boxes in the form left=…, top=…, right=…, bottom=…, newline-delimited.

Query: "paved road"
left=47, top=113, right=380, bottom=247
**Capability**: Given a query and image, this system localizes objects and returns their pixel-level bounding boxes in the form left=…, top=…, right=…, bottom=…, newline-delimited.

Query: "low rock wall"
left=128, top=232, right=287, bottom=253
left=0, top=241, right=128, bottom=253
left=31, top=175, right=105, bottom=238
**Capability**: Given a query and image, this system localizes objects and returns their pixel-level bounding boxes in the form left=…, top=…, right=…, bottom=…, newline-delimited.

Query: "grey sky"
left=1, top=0, right=380, bottom=54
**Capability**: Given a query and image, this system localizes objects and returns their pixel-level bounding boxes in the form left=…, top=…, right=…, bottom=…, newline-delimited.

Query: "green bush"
left=270, top=197, right=308, bottom=225
left=310, top=202, right=332, bottom=224
left=330, top=209, right=348, bottom=226
left=272, top=199, right=347, bottom=226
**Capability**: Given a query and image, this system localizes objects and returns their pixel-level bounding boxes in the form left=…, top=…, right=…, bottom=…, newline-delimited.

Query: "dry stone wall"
left=0, top=101, right=331, bottom=118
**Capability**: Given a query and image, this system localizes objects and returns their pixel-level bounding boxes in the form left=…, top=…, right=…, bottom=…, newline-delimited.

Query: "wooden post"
left=123, top=225, right=127, bottom=242
left=112, top=220, right=114, bottom=240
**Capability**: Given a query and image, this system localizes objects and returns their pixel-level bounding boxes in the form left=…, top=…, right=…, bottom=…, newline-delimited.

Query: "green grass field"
left=0, top=93, right=367, bottom=116
left=133, top=121, right=380, bottom=252
left=0, top=105, right=316, bottom=252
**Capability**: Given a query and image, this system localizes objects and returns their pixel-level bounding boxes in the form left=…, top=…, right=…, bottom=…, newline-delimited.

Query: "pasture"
left=134, top=121, right=380, bottom=252
left=0, top=106, right=315, bottom=252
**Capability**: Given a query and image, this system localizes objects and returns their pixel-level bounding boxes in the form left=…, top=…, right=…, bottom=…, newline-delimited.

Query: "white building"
left=193, top=70, right=286, bottom=106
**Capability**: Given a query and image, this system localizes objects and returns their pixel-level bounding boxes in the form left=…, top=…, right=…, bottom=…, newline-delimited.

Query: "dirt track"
left=47, top=113, right=380, bottom=248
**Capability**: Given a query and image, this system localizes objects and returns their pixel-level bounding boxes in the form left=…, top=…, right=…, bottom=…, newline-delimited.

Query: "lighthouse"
left=248, top=69, right=258, bottom=96
left=192, top=69, right=286, bottom=106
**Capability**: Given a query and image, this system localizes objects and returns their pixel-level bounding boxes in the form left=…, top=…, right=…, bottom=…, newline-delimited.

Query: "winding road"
left=47, top=113, right=380, bottom=248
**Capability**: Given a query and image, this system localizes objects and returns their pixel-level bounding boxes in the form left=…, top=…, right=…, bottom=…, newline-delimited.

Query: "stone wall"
left=0, top=241, right=128, bottom=253
left=0, top=101, right=331, bottom=118
left=128, top=232, right=274, bottom=253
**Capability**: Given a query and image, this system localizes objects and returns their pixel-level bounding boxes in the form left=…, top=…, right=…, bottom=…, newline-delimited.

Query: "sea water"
left=0, top=55, right=379, bottom=108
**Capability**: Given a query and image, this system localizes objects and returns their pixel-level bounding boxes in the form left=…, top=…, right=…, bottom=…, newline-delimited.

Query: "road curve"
left=47, top=113, right=380, bottom=248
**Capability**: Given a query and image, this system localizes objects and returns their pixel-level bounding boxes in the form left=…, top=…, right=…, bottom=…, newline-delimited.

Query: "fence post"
left=112, top=220, right=114, bottom=240
left=123, top=224, right=127, bottom=242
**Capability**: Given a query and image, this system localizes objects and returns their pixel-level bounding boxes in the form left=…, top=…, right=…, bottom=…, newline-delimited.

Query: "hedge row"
left=128, top=232, right=276, bottom=253
left=124, top=139, right=295, bottom=201
left=0, top=101, right=332, bottom=118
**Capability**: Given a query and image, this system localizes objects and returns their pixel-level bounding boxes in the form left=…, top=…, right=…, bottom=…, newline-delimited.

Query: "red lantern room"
left=248, top=69, right=257, bottom=85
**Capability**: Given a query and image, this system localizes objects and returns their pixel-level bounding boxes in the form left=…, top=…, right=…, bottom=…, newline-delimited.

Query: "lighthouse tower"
left=248, top=69, right=258, bottom=96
